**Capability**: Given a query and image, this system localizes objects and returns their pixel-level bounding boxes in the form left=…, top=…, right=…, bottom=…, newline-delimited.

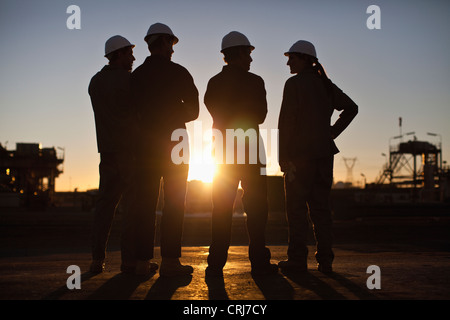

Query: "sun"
left=187, top=126, right=217, bottom=183
left=188, top=163, right=216, bottom=183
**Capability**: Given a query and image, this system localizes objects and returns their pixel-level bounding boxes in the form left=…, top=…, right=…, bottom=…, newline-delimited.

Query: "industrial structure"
left=0, top=142, right=64, bottom=208
left=375, top=133, right=449, bottom=202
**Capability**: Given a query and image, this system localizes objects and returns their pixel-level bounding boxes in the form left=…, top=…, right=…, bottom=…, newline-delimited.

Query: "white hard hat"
left=221, top=31, right=255, bottom=52
left=145, top=23, right=179, bottom=44
left=285, top=40, right=317, bottom=58
left=104, top=35, right=135, bottom=57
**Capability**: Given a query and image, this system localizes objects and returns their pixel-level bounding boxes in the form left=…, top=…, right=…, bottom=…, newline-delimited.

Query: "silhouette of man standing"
left=278, top=40, right=358, bottom=273
left=88, top=35, right=137, bottom=273
left=205, top=31, right=277, bottom=277
left=131, top=23, right=199, bottom=276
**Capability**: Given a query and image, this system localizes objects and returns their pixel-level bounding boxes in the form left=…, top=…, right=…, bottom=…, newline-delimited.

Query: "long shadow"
left=87, top=272, right=154, bottom=300
left=145, top=275, right=192, bottom=300
left=43, top=272, right=96, bottom=300
left=282, top=270, right=347, bottom=300
left=252, top=273, right=295, bottom=300
left=329, top=273, right=379, bottom=300
left=205, top=275, right=229, bottom=300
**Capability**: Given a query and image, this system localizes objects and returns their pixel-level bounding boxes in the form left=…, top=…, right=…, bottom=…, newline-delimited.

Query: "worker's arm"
left=330, top=84, right=358, bottom=139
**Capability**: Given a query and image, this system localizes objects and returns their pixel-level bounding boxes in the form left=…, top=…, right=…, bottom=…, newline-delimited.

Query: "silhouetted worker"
left=204, top=31, right=278, bottom=277
left=131, top=23, right=199, bottom=277
left=278, top=40, right=358, bottom=273
left=88, top=35, right=140, bottom=273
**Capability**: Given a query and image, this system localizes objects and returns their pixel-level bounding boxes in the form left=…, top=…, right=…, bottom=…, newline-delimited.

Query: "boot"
left=135, top=260, right=159, bottom=276
left=160, top=258, right=193, bottom=277
left=89, top=260, right=105, bottom=273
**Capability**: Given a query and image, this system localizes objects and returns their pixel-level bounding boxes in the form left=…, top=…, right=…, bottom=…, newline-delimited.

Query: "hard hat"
left=104, top=35, right=135, bottom=57
left=145, top=23, right=179, bottom=44
left=284, top=40, right=317, bottom=58
left=221, top=31, right=255, bottom=52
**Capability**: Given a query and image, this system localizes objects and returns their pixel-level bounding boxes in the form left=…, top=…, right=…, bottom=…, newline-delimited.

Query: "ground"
left=0, top=208, right=449, bottom=304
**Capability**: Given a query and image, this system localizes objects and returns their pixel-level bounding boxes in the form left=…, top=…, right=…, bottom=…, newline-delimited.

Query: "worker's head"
left=222, top=46, right=253, bottom=71
left=221, top=31, right=255, bottom=71
left=284, top=40, right=317, bottom=74
left=104, top=35, right=135, bottom=72
left=285, top=40, right=332, bottom=92
left=145, top=23, right=178, bottom=60
left=286, top=52, right=316, bottom=74
left=146, top=34, right=176, bottom=59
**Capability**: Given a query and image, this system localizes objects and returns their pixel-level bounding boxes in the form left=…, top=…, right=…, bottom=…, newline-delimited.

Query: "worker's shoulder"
left=207, top=70, right=223, bottom=82
left=93, top=66, right=130, bottom=80
left=89, top=66, right=128, bottom=89
left=131, top=62, right=146, bottom=78
left=246, top=71, right=265, bottom=84
left=284, top=74, right=302, bottom=87
left=89, top=69, right=102, bottom=84
left=285, top=72, right=320, bottom=88
left=169, top=60, right=193, bottom=76
left=207, top=69, right=264, bottom=84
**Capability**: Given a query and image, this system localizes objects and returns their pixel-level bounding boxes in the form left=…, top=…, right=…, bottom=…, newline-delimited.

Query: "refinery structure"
left=371, top=130, right=449, bottom=202
left=0, top=142, right=64, bottom=208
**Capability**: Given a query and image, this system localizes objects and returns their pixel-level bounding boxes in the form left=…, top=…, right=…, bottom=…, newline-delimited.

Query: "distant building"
left=0, top=143, right=64, bottom=208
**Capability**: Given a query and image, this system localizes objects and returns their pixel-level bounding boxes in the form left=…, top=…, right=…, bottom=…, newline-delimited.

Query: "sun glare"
left=187, top=125, right=218, bottom=183
left=188, top=163, right=216, bottom=183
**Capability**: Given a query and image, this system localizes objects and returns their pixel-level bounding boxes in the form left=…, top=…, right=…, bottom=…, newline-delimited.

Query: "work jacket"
left=204, top=65, right=268, bottom=165
left=131, top=55, right=199, bottom=159
left=278, top=69, right=358, bottom=165
left=88, top=65, right=135, bottom=153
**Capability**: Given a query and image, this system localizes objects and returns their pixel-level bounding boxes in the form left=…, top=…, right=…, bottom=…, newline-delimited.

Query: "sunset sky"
left=1, top=0, right=449, bottom=191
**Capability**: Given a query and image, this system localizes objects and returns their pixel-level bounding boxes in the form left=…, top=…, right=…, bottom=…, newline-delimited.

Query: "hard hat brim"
left=144, top=34, right=179, bottom=45
left=284, top=51, right=316, bottom=58
left=220, top=44, right=255, bottom=53
left=104, top=44, right=135, bottom=57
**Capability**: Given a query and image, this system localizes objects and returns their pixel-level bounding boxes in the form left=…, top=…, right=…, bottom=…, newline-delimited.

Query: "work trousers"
left=91, top=152, right=135, bottom=265
left=133, top=155, right=189, bottom=261
left=208, top=164, right=271, bottom=269
left=284, top=156, right=334, bottom=265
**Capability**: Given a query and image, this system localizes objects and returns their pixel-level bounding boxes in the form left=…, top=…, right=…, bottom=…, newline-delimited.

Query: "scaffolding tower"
left=376, top=137, right=442, bottom=200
